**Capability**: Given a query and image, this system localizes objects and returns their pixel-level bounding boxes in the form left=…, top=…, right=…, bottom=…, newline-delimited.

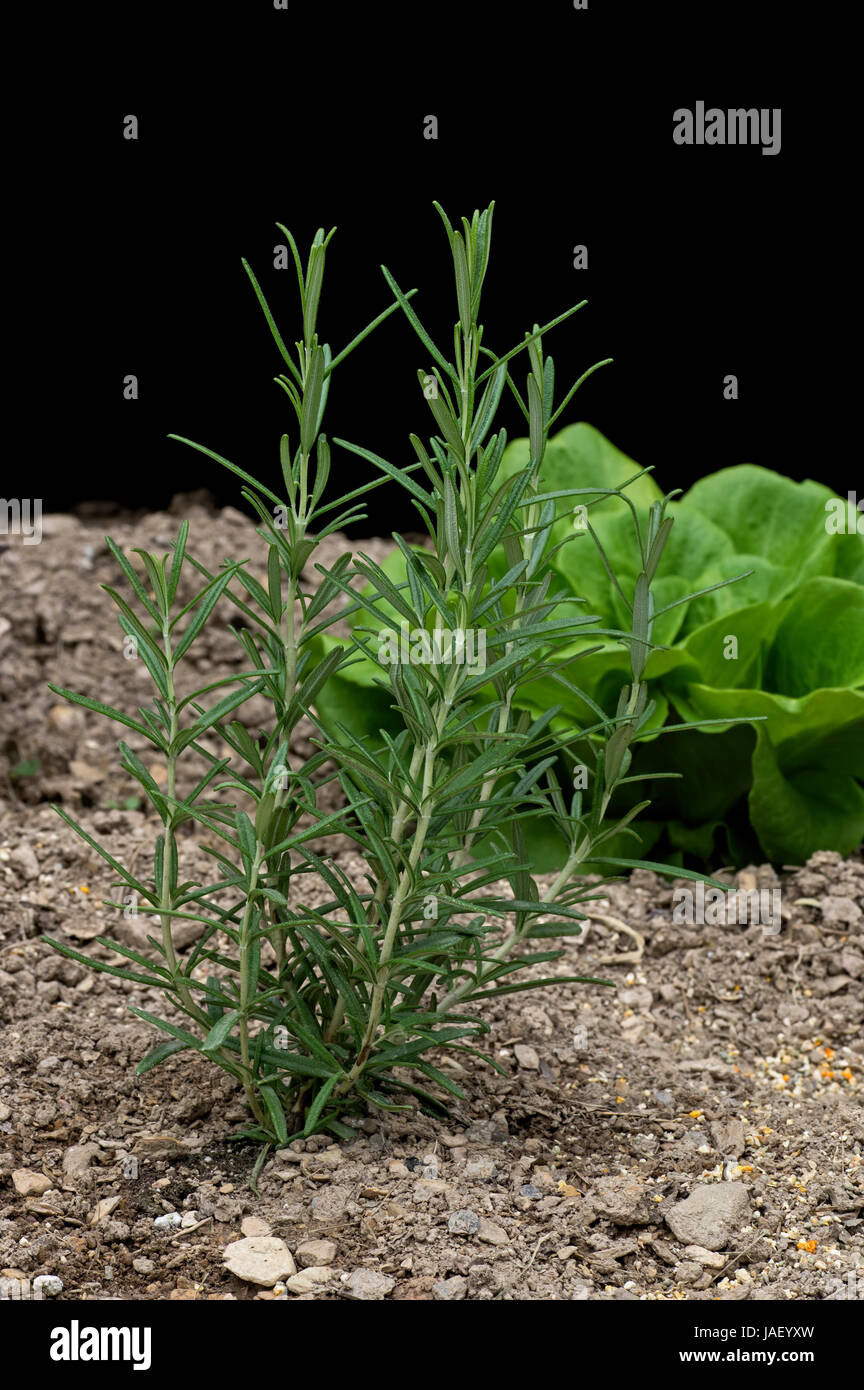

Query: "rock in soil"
left=665, top=1183, right=752, bottom=1251
left=223, top=1237, right=297, bottom=1287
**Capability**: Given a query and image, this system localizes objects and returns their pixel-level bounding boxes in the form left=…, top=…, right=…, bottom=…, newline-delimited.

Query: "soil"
left=0, top=500, right=862, bottom=1302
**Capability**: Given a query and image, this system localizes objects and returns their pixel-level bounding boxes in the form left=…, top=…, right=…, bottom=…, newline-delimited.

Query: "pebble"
left=180, top=1212, right=201, bottom=1229
left=514, top=1044, right=540, bottom=1071
left=618, top=986, right=653, bottom=1011
left=133, top=1258, right=155, bottom=1275
left=63, top=1143, right=100, bottom=1177
left=433, top=1275, right=468, bottom=1301
left=10, top=843, right=40, bottom=881
left=240, top=1216, right=271, bottom=1237
left=33, top=1274, right=63, bottom=1297
left=223, top=1237, right=297, bottom=1287
left=285, top=1266, right=333, bottom=1296
left=154, top=1212, right=182, bottom=1231
left=344, top=1268, right=395, bottom=1300
left=448, top=1209, right=480, bottom=1235
left=519, top=1184, right=542, bottom=1201
left=310, top=1185, right=349, bottom=1224
left=477, top=1218, right=509, bottom=1247
left=465, top=1117, right=509, bottom=1144
left=132, top=1133, right=190, bottom=1159
left=591, top=1174, right=651, bottom=1225
left=295, top=1239, right=337, bottom=1268
left=821, top=896, right=861, bottom=925
left=665, top=1183, right=751, bottom=1251
left=89, top=1196, right=121, bottom=1226
left=465, top=1158, right=497, bottom=1181
left=12, top=1170, right=52, bottom=1197
left=683, top=1245, right=728, bottom=1269
left=710, top=1118, right=746, bottom=1159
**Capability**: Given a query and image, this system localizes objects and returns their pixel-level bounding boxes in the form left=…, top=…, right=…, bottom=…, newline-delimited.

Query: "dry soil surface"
left=0, top=501, right=861, bottom=1302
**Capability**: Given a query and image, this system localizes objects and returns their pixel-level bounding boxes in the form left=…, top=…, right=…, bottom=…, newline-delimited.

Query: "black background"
left=46, top=2, right=849, bottom=531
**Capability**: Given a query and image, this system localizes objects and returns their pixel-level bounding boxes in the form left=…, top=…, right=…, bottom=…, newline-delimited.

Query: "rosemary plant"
left=44, top=205, right=743, bottom=1159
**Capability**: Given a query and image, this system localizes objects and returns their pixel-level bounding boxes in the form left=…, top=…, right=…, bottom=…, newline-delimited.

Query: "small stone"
left=133, top=1133, right=189, bottom=1159
left=285, top=1266, right=333, bottom=1295
left=133, top=1258, right=155, bottom=1275
left=63, top=1143, right=100, bottom=1177
left=310, top=1184, right=349, bottom=1224
left=665, top=1183, right=751, bottom=1251
left=414, top=1178, right=447, bottom=1197
left=465, top=1117, right=510, bottom=1143
left=10, top=843, right=40, bottom=881
left=154, top=1212, right=182, bottom=1231
left=653, top=1089, right=673, bottom=1107
left=448, top=1209, right=480, bottom=1235
left=89, top=1196, right=121, bottom=1225
left=477, top=1218, right=509, bottom=1247
left=180, top=1211, right=200, bottom=1229
left=683, top=1245, right=728, bottom=1269
left=710, top=1118, right=746, bottom=1159
left=344, top=1268, right=395, bottom=1300
left=676, top=1261, right=705, bottom=1286
left=240, top=1215, right=271, bottom=1237
left=69, top=760, right=105, bottom=784
left=591, top=1174, right=651, bottom=1226
left=12, top=1170, right=52, bottom=1197
left=465, top=1158, right=497, bottom=1181
left=388, top=1160, right=409, bottom=1177
left=519, top=1184, right=542, bottom=1200
left=48, top=703, right=81, bottom=729
left=433, top=1275, right=468, bottom=1301
left=618, top=986, right=653, bottom=1011
left=32, top=1274, right=63, bottom=1297
left=223, top=1236, right=297, bottom=1288
left=295, top=1239, right=337, bottom=1268
left=821, top=896, right=862, bottom=926
left=420, top=1154, right=439, bottom=1180
left=514, top=1044, right=540, bottom=1070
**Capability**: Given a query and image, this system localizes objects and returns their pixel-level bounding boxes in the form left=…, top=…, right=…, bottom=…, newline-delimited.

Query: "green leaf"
left=47, top=685, right=163, bottom=748
left=259, top=1084, right=289, bottom=1145
left=202, top=1010, right=241, bottom=1053
left=136, top=1040, right=189, bottom=1075
left=303, top=1074, right=338, bottom=1135
left=749, top=721, right=864, bottom=863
